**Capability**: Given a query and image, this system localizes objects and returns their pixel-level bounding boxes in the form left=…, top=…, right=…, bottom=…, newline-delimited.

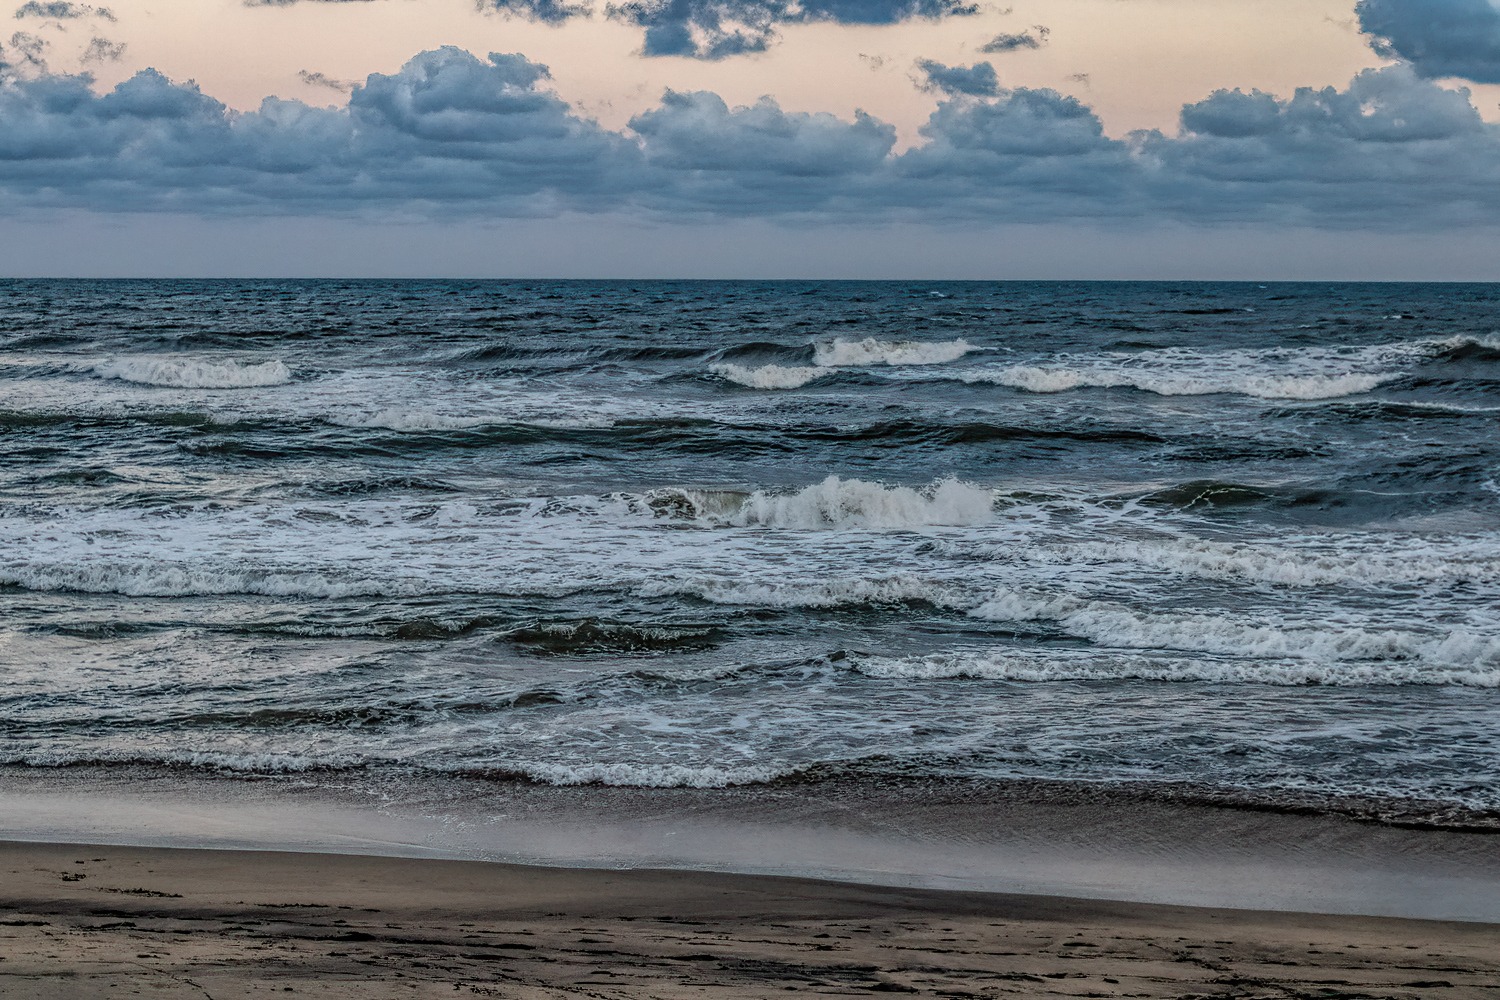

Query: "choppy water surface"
left=2, top=280, right=1498, bottom=819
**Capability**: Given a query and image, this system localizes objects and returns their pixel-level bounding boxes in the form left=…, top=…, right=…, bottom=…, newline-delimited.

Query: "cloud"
left=80, top=35, right=122, bottom=62
left=1356, top=0, right=1500, bottom=83
left=629, top=89, right=895, bottom=210
left=1, top=50, right=1498, bottom=231
left=14, top=1, right=114, bottom=19
left=243, top=0, right=380, bottom=6
left=298, top=68, right=354, bottom=91
left=598, top=0, right=978, bottom=59
left=2, top=29, right=45, bottom=73
left=979, top=25, right=1048, bottom=53
left=913, top=58, right=999, bottom=97
left=1154, top=66, right=1498, bottom=225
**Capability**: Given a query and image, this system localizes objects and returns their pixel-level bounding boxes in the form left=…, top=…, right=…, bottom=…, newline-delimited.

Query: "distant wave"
left=812, top=338, right=974, bottom=366
left=92, top=357, right=294, bottom=389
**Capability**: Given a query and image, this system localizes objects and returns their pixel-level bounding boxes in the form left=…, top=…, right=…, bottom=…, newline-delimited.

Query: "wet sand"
left=1, top=840, right=1496, bottom=999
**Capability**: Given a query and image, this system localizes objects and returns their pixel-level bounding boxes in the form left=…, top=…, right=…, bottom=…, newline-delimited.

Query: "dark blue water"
left=2, top=280, right=1498, bottom=818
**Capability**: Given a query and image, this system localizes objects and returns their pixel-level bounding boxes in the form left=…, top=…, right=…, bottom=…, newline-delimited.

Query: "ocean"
left=2, top=279, right=1498, bottom=832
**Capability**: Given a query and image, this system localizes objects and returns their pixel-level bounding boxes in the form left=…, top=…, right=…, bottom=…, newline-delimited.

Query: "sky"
left=2, top=0, right=1500, bottom=278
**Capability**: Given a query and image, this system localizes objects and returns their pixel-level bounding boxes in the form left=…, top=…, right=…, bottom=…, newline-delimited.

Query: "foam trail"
left=93, top=357, right=294, bottom=389
left=813, top=338, right=974, bottom=366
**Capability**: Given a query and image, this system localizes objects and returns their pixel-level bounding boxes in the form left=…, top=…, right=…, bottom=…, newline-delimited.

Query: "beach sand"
left=1, top=840, right=1496, bottom=998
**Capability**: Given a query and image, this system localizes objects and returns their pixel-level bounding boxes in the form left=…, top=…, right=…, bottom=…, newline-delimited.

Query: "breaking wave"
left=812, top=338, right=974, bottom=366
left=710, top=363, right=825, bottom=389
left=92, top=357, right=294, bottom=389
left=700, top=475, right=994, bottom=530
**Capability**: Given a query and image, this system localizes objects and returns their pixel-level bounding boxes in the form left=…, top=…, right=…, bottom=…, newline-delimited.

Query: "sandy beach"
left=1, top=840, right=1496, bottom=999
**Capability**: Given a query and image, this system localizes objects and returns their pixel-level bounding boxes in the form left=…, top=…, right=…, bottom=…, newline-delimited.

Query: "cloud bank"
left=1, top=46, right=1498, bottom=229
left=1357, top=0, right=1500, bottom=83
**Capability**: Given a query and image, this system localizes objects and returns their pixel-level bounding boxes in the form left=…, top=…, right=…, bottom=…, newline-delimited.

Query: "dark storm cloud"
left=1356, top=0, right=1500, bottom=83
left=978, top=25, right=1048, bottom=53
left=914, top=58, right=1000, bottom=96
left=14, top=1, right=114, bottom=19
left=1, top=49, right=1498, bottom=230
left=599, top=0, right=978, bottom=59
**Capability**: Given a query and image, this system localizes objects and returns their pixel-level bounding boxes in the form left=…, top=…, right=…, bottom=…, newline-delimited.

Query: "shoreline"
left=2, top=839, right=1496, bottom=998
left=5, top=766, right=1500, bottom=923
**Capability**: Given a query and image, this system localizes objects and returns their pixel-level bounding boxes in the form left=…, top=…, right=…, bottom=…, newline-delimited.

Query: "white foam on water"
left=710, top=363, right=826, bottom=390
left=813, top=338, right=974, bottom=366
left=92, top=357, right=294, bottom=389
left=1027, top=536, right=1500, bottom=589
left=971, top=589, right=1500, bottom=668
left=850, top=649, right=1500, bottom=687
left=637, top=573, right=967, bottom=609
left=328, top=408, right=613, bottom=432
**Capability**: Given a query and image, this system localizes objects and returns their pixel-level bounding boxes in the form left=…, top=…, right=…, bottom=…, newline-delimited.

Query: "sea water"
left=1, top=280, right=1497, bottom=824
